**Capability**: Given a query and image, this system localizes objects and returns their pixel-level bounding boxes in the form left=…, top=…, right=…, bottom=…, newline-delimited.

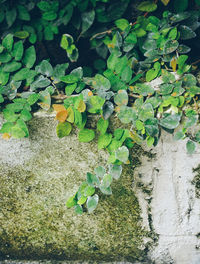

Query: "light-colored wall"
left=0, top=112, right=199, bottom=264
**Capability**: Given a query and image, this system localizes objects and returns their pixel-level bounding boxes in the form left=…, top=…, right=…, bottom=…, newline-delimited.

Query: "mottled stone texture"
left=0, top=113, right=151, bottom=263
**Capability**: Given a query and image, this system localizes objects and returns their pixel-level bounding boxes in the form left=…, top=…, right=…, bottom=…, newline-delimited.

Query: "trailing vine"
left=0, top=0, right=200, bottom=214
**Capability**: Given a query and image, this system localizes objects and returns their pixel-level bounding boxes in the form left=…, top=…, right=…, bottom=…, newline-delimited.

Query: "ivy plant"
left=0, top=0, right=200, bottom=214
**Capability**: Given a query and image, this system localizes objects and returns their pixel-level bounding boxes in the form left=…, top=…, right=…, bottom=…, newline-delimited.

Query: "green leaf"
left=17, top=119, right=29, bottom=137
left=77, top=196, right=87, bottom=205
left=107, top=53, right=120, bottom=71
left=81, top=9, right=95, bottom=33
left=0, top=94, right=4, bottom=103
left=97, top=118, right=109, bottom=135
left=134, top=83, right=154, bottom=96
left=120, top=66, right=132, bottom=83
left=0, top=52, right=12, bottom=63
left=11, top=125, right=26, bottom=138
left=174, top=131, right=185, bottom=141
left=0, top=71, right=9, bottom=85
left=20, top=109, right=32, bottom=121
left=66, top=196, right=77, bottom=208
left=138, top=103, right=154, bottom=122
left=116, top=146, right=129, bottom=163
left=14, top=31, right=29, bottom=39
left=84, top=186, right=95, bottom=197
left=6, top=8, right=16, bottom=27
left=13, top=68, right=30, bottom=81
left=146, top=136, right=154, bottom=147
left=37, top=1, right=51, bottom=11
left=17, top=5, right=30, bottom=21
left=3, top=61, right=22, bottom=72
left=23, top=46, right=36, bottom=68
left=109, top=164, right=122, bottom=180
left=114, top=90, right=128, bottom=106
left=98, top=133, right=112, bottom=149
left=78, top=129, right=95, bottom=142
left=160, top=83, right=174, bottom=95
left=115, top=19, right=129, bottom=31
left=86, top=194, right=99, bottom=214
left=179, top=25, right=196, bottom=40
left=137, top=1, right=157, bottom=12
left=2, top=34, right=13, bottom=52
left=174, top=0, right=188, bottom=12
left=118, top=106, right=137, bottom=124
left=159, top=114, right=181, bottom=129
left=12, top=41, right=24, bottom=61
left=56, top=122, right=72, bottom=138
left=42, top=11, right=57, bottom=21
left=177, top=45, right=191, bottom=54
left=27, top=93, right=40, bottom=105
left=0, top=122, right=14, bottom=134
left=65, top=83, right=77, bottom=96
left=88, top=96, right=105, bottom=114
left=86, top=172, right=100, bottom=186
left=74, top=204, right=83, bottom=215
left=3, top=109, right=18, bottom=122
left=60, top=75, right=79, bottom=84
left=103, top=101, right=114, bottom=120
left=94, top=166, right=106, bottom=178
left=94, top=74, right=111, bottom=91
left=101, top=174, right=112, bottom=188
left=186, top=140, right=195, bottom=154
left=99, top=186, right=112, bottom=195
left=164, top=40, right=179, bottom=54
left=61, top=34, right=74, bottom=50
left=36, top=60, right=53, bottom=77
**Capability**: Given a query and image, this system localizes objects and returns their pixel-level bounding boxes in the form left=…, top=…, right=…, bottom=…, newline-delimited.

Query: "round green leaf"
left=86, top=194, right=99, bottom=214
left=78, top=129, right=95, bottom=142
left=56, top=122, right=72, bottom=138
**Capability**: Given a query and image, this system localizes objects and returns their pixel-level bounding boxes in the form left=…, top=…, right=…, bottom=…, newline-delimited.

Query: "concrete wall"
left=0, top=112, right=199, bottom=264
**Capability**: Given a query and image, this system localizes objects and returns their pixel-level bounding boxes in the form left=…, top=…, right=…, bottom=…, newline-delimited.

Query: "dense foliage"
left=1, top=0, right=200, bottom=214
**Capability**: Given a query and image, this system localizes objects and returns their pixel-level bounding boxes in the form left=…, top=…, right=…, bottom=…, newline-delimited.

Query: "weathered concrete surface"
left=134, top=130, right=200, bottom=264
left=0, top=112, right=200, bottom=264
left=0, top=113, right=152, bottom=263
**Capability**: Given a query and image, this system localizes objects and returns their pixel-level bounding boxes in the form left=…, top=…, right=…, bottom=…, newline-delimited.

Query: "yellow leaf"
left=53, top=104, right=66, bottom=113
left=170, top=57, right=177, bottom=72
left=55, top=110, right=68, bottom=123
left=77, top=100, right=86, bottom=113
left=2, top=133, right=11, bottom=140
left=88, top=91, right=93, bottom=96
left=66, top=107, right=74, bottom=123
left=160, top=0, right=170, bottom=6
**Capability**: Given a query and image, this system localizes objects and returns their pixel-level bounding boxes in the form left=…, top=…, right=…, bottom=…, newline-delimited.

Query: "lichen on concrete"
left=192, top=165, right=200, bottom=199
left=0, top=114, right=152, bottom=262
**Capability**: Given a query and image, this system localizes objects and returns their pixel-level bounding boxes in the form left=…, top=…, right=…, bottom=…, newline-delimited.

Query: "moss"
left=0, top=116, right=154, bottom=262
left=192, top=165, right=200, bottom=199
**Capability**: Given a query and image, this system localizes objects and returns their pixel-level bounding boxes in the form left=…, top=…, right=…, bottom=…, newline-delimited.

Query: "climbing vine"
left=0, top=0, right=200, bottom=214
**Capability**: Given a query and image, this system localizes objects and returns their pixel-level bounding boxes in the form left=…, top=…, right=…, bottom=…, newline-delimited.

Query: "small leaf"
left=101, top=174, right=112, bottom=188
left=137, top=1, right=157, bottom=12
left=115, top=19, right=129, bottom=31
left=94, top=166, right=106, bottom=178
left=17, top=5, right=30, bottom=21
left=78, top=129, right=95, bottom=142
left=56, top=122, right=72, bottom=138
left=164, top=40, right=179, bottom=54
left=146, top=136, right=154, bottom=147
left=66, top=196, right=77, bottom=208
left=12, top=41, right=24, bottom=61
left=36, top=60, right=53, bottom=76
left=74, top=204, right=83, bottom=215
left=23, top=46, right=36, bottom=68
left=116, top=146, right=129, bottom=163
left=186, top=140, right=195, bottom=154
left=159, top=114, right=181, bottom=129
left=2, top=34, right=13, bottom=52
left=86, top=194, right=99, bottom=214
left=109, top=164, right=122, bottom=180
left=179, top=25, right=196, bottom=40
left=86, top=172, right=100, bottom=186
left=174, top=131, right=185, bottom=141
left=14, top=31, right=29, bottom=39
left=84, top=186, right=95, bottom=197
left=174, top=0, right=188, bottom=12
left=81, top=9, right=95, bottom=33
left=77, top=100, right=86, bottom=113
left=3, top=61, right=22, bottom=72
left=114, top=90, right=128, bottom=106
left=97, top=118, right=109, bottom=135
left=13, top=68, right=30, bottom=81
left=98, top=133, right=112, bottom=149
